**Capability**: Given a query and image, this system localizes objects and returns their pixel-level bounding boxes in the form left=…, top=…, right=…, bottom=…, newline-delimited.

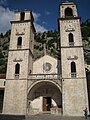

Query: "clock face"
left=65, top=22, right=76, bottom=31
left=67, top=23, right=73, bottom=29
left=43, top=62, right=52, bottom=72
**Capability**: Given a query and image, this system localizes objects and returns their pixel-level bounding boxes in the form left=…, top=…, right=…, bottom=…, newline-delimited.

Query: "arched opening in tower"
left=65, top=7, right=73, bottom=17
left=20, top=12, right=25, bottom=21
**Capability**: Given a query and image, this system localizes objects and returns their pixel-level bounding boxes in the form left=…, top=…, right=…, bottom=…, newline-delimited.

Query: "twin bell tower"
left=2, top=1, right=89, bottom=116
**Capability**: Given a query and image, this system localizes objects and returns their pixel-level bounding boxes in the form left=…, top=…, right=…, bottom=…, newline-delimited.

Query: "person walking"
left=83, top=107, right=88, bottom=119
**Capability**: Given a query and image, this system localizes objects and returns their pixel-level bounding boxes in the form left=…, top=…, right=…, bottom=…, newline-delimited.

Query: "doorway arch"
left=27, top=81, right=62, bottom=114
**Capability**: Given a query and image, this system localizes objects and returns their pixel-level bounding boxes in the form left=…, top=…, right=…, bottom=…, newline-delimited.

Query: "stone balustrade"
left=28, top=74, right=61, bottom=80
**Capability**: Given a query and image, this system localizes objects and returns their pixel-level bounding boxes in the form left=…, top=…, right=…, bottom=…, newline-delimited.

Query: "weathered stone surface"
left=3, top=10, right=34, bottom=115
left=59, top=2, right=89, bottom=116
left=0, top=1, right=89, bottom=117
left=26, top=114, right=86, bottom=120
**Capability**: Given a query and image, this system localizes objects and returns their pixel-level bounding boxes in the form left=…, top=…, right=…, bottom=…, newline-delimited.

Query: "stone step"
left=0, top=114, right=88, bottom=120
left=25, top=114, right=86, bottom=120
left=0, top=114, right=25, bottom=120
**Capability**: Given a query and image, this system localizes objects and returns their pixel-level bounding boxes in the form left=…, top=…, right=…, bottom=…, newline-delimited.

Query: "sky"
left=0, top=0, right=90, bottom=34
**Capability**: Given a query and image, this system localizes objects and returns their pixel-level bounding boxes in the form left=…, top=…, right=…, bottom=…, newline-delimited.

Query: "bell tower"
left=3, top=10, right=35, bottom=115
left=59, top=2, right=88, bottom=116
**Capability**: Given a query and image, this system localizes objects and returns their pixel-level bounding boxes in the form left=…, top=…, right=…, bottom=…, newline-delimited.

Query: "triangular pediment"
left=33, top=55, right=60, bottom=74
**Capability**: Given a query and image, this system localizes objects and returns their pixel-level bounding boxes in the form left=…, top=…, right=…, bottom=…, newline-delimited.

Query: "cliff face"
left=0, top=30, right=10, bottom=74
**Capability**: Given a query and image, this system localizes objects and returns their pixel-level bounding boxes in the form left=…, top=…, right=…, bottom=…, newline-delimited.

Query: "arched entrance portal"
left=27, top=81, right=62, bottom=114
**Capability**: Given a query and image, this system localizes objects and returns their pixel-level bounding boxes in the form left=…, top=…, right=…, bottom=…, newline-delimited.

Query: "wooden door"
left=43, top=97, right=47, bottom=111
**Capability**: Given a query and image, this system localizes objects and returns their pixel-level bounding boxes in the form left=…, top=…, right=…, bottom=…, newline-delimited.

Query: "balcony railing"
left=69, top=42, right=74, bottom=46
left=71, top=72, right=76, bottom=78
left=17, top=45, right=22, bottom=49
left=28, top=74, right=61, bottom=80
left=15, top=74, right=19, bottom=79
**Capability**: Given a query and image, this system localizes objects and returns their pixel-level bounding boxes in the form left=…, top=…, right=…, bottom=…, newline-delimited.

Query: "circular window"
left=43, top=62, right=52, bottom=72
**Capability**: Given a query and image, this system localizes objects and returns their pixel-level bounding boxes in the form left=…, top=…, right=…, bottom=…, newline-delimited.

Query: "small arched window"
left=15, top=63, right=20, bottom=79
left=15, top=63, right=20, bottom=74
left=68, top=33, right=74, bottom=46
left=20, top=12, right=25, bottom=21
left=71, top=61, right=76, bottom=78
left=17, top=37, right=22, bottom=48
left=65, top=7, right=73, bottom=17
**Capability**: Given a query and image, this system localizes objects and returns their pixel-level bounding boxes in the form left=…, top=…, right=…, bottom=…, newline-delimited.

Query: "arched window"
left=20, top=12, right=25, bottom=21
left=15, top=63, right=20, bottom=74
left=17, top=37, right=22, bottom=48
left=65, top=7, right=73, bottom=17
left=15, top=63, right=20, bottom=79
left=71, top=61, right=76, bottom=78
left=68, top=33, right=74, bottom=46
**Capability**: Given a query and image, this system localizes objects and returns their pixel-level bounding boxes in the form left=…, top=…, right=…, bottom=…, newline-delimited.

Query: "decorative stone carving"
left=67, top=55, right=78, bottom=60
left=16, top=32, right=25, bottom=35
left=16, top=28, right=25, bottom=35
left=13, top=58, right=23, bottom=62
left=43, top=62, right=52, bottom=72
left=65, top=23, right=76, bottom=32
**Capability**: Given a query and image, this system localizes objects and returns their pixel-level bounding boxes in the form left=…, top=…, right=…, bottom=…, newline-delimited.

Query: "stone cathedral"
left=0, top=1, right=90, bottom=116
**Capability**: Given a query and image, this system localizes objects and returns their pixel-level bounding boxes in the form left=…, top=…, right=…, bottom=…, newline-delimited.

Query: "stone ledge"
left=0, top=114, right=25, bottom=120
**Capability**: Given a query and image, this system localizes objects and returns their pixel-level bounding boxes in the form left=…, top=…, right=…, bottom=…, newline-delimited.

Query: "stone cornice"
left=11, top=20, right=36, bottom=32
left=11, top=20, right=32, bottom=24
left=61, top=46, right=83, bottom=48
left=9, top=48, right=34, bottom=58
left=58, top=17, right=81, bottom=20
left=62, top=77, right=86, bottom=80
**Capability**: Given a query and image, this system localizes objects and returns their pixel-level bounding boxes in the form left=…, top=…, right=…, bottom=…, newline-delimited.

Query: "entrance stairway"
left=0, top=114, right=87, bottom=120
left=25, top=114, right=86, bottom=120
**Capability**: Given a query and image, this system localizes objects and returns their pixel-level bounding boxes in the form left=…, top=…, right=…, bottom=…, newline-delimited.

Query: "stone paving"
left=25, top=114, right=90, bottom=120
left=0, top=113, right=90, bottom=120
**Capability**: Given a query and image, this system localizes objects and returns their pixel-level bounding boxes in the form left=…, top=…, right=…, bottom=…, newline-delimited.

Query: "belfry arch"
left=27, top=80, right=62, bottom=114
left=65, top=7, right=73, bottom=17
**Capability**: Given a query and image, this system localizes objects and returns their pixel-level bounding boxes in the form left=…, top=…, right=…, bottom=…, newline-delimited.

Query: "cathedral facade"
left=0, top=1, right=89, bottom=116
